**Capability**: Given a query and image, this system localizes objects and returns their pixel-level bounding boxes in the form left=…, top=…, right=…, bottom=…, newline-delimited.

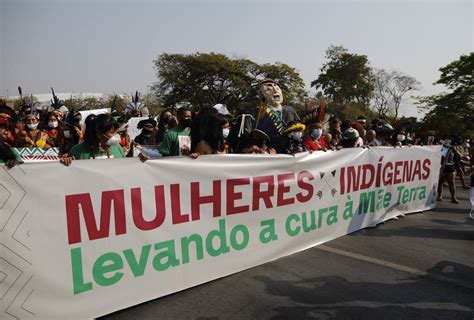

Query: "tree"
left=386, top=71, right=420, bottom=120
left=151, top=52, right=307, bottom=113
left=372, top=69, right=393, bottom=117
left=311, top=45, right=374, bottom=113
left=151, top=53, right=254, bottom=111
left=372, top=69, right=420, bottom=119
left=417, top=52, right=474, bottom=137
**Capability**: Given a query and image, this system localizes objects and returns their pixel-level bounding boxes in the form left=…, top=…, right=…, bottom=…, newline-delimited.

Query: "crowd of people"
left=1, top=79, right=472, bottom=207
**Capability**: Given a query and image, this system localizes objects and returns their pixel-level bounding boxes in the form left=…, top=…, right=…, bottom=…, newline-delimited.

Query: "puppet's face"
left=260, top=82, right=283, bottom=107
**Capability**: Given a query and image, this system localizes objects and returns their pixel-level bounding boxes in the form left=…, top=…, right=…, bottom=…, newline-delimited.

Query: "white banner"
left=78, top=108, right=110, bottom=125
left=125, top=116, right=149, bottom=141
left=0, top=146, right=441, bottom=319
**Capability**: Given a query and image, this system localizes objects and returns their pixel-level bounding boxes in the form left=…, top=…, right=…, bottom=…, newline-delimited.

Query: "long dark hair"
left=190, top=107, right=217, bottom=152
left=157, top=109, right=174, bottom=130
left=201, top=114, right=228, bottom=152
left=83, top=113, right=119, bottom=153
left=153, top=109, right=175, bottom=145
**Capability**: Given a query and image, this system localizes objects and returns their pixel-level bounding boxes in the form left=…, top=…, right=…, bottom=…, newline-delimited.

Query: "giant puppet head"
left=259, top=78, right=284, bottom=108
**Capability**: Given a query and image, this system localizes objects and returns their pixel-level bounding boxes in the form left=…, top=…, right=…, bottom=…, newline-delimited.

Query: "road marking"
left=317, top=245, right=474, bottom=290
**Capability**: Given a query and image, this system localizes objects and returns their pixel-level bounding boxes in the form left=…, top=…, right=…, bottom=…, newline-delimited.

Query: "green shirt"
left=68, top=143, right=125, bottom=160
left=159, top=127, right=190, bottom=157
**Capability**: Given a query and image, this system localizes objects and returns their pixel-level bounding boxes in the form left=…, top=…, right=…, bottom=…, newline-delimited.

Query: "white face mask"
left=222, top=128, right=230, bottom=139
left=311, top=129, right=323, bottom=139
left=48, top=121, right=58, bottom=128
left=27, top=123, right=38, bottom=130
left=291, top=131, right=303, bottom=141
left=106, top=134, right=121, bottom=146
left=397, top=134, right=406, bottom=142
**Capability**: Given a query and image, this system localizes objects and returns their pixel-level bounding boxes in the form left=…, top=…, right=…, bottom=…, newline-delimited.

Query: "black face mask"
left=162, top=116, right=171, bottom=125
left=180, top=118, right=192, bottom=128
left=143, top=128, right=153, bottom=134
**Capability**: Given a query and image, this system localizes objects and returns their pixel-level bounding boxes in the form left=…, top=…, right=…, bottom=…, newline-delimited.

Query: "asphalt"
left=101, top=181, right=474, bottom=320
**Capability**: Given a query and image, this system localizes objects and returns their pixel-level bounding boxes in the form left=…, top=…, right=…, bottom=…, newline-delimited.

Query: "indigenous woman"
left=303, top=122, right=327, bottom=152
left=22, top=114, right=49, bottom=149
left=150, top=109, right=176, bottom=146
left=45, top=112, right=63, bottom=148
left=61, top=113, right=125, bottom=165
left=192, top=114, right=229, bottom=157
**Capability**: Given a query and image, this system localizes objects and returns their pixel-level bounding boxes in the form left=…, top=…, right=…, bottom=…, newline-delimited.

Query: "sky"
left=1, top=0, right=473, bottom=118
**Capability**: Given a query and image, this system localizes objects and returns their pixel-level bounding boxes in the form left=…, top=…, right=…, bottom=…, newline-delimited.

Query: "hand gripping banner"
left=0, top=146, right=441, bottom=319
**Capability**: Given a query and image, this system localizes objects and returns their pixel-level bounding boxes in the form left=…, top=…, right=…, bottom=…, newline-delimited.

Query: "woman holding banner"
left=61, top=113, right=125, bottom=165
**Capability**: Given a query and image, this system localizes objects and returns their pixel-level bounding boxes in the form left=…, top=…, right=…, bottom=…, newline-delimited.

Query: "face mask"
left=222, top=128, right=230, bottom=139
left=106, top=134, right=121, bottom=146
left=441, top=146, right=449, bottom=157
left=143, top=126, right=153, bottom=133
left=48, top=121, right=58, bottom=128
left=311, top=129, right=323, bottom=139
left=180, top=118, right=192, bottom=128
left=397, top=134, right=406, bottom=142
left=162, top=116, right=171, bottom=124
left=291, top=131, right=303, bottom=141
left=27, top=123, right=38, bottom=130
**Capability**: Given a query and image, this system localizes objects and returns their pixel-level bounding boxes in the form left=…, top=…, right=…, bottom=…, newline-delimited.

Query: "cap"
left=342, top=127, right=360, bottom=140
left=213, top=104, right=230, bottom=116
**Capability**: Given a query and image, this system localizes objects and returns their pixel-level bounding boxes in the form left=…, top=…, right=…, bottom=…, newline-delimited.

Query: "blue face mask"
left=291, top=131, right=303, bottom=141
left=441, top=146, right=449, bottom=158
left=311, top=129, right=323, bottom=139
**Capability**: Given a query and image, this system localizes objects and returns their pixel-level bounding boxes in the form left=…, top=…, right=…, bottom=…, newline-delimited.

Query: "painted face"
left=26, top=117, right=38, bottom=125
left=260, top=82, right=283, bottom=107
left=48, top=115, right=59, bottom=128
left=26, top=117, right=39, bottom=130
left=26, top=116, right=39, bottom=130
left=52, top=111, right=63, bottom=121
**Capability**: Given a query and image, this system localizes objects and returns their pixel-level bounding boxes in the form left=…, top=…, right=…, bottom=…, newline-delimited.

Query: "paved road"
left=102, top=183, right=474, bottom=320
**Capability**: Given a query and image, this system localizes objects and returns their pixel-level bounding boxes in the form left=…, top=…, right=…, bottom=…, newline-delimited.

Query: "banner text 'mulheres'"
left=65, top=171, right=314, bottom=245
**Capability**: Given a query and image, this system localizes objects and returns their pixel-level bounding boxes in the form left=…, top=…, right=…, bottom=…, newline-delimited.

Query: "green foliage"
left=63, top=96, right=108, bottom=111
left=140, top=93, right=162, bottom=116
left=151, top=52, right=307, bottom=114
left=341, top=102, right=378, bottom=122
left=311, top=45, right=374, bottom=113
left=9, top=96, right=38, bottom=111
left=417, top=52, right=474, bottom=137
left=436, top=52, right=473, bottom=90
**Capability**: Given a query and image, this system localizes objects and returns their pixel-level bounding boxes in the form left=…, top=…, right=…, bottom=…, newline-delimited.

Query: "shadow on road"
left=255, top=260, right=474, bottom=320
left=270, top=304, right=469, bottom=320
left=352, top=225, right=474, bottom=241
